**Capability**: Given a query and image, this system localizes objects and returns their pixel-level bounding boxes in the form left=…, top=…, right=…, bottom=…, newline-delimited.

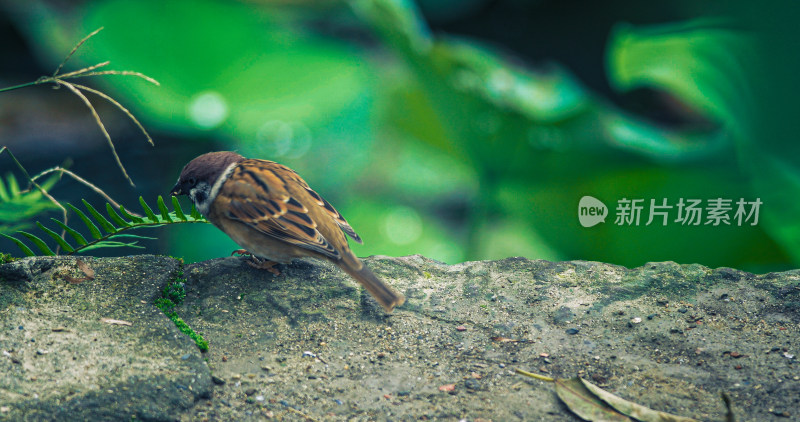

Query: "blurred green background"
left=1, top=0, right=799, bottom=272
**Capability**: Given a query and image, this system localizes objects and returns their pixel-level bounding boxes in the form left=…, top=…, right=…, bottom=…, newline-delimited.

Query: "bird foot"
left=231, top=249, right=281, bottom=275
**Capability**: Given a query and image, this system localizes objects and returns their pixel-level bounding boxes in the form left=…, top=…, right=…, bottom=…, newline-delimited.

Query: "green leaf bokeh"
left=3, top=0, right=799, bottom=271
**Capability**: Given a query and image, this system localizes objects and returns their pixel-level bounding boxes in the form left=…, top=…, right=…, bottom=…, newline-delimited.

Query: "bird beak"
left=170, top=183, right=182, bottom=196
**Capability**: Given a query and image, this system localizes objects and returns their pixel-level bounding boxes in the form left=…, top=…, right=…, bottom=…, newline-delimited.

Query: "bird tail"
left=339, top=255, right=405, bottom=313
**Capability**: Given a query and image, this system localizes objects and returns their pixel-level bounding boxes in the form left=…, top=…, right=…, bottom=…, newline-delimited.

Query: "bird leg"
left=231, top=249, right=281, bottom=275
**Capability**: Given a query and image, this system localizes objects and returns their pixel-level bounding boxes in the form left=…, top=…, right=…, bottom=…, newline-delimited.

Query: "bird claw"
left=231, top=249, right=281, bottom=275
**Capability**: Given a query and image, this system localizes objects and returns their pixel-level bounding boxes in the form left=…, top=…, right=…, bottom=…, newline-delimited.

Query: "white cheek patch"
left=193, top=162, right=238, bottom=217
left=209, top=162, right=238, bottom=205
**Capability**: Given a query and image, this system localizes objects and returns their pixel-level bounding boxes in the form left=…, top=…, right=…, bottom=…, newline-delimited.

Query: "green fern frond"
left=0, top=172, right=60, bottom=230
left=1, top=232, right=35, bottom=256
left=105, top=203, right=131, bottom=227
left=51, top=218, right=89, bottom=246
left=3, top=196, right=206, bottom=257
left=139, top=197, right=159, bottom=222
left=118, top=205, right=144, bottom=224
left=67, top=203, right=103, bottom=239
left=37, top=222, right=75, bottom=253
left=18, top=231, right=55, bottom=256
left=172, top=196, right=187, bottom=221
left=82, top=199, right=117, bottom=234
left=157, top=196, right=173, bottom=222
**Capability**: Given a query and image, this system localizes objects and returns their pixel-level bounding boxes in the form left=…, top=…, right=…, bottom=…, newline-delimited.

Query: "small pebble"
left=456, top=325, right=467, bottom=332
left=630, top=317, right=642, bottom=324
left=245, top=388, right=256, bottom=396
left=256, top=395, right=264, bottom=402
left=677, top=308, right=688, bottom=314
left=566, top=328, right=580, bottom=335
left=211, top=376, right=225, bottom=385
left=181, top=353, right=192, bottom=360
left=465, top=379, right=481, bottom=390
left=438, top=384, right=455, bottom=392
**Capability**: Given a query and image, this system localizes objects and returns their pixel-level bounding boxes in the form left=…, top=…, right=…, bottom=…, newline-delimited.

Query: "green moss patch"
left=155, top=265, right=208, bottom=352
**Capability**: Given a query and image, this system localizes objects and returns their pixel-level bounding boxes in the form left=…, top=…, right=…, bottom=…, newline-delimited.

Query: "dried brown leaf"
left=100, top=318, right=132, bottom=326
left=578, top=378, right=700, bottom=422
left=554, top=377, right=632, bottom=422
left=76, top=259, right=95, bottom=280
left=64, top=275, right=86, bottom=284
left=491, top=336, right=518, bottom=343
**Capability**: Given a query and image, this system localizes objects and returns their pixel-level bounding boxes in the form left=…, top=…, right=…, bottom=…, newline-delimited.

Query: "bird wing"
left=218, top=159, right=359, bottom=259
left=298, top=175, right=363, bottom=244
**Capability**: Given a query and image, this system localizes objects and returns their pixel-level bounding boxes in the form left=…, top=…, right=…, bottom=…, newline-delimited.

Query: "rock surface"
left=0, top=255, right=798, bottom=421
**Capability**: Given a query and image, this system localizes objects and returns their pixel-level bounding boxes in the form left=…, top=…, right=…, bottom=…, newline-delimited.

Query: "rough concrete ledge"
left=0, top=255, right=798, bottom=421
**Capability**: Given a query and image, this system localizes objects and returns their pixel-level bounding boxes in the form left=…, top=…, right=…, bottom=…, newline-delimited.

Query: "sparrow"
left=170, top=151, right=405, bottom=313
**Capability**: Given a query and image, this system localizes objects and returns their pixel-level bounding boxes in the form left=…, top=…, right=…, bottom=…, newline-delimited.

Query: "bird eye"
left=187, top=177, right=197, bottom=186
